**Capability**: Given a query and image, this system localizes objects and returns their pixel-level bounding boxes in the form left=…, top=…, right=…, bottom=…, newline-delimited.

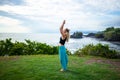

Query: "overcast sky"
left=0, top=0, right=120, bottom=33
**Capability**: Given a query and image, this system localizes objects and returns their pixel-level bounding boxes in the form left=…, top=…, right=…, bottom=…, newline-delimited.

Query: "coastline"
left=83, top=36, right=120, bottom=52
left=0, top=33, right=120, bottom=53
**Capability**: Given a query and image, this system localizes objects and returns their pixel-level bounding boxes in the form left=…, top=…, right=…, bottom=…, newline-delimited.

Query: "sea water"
left=0, top=33, right=120, bottom=53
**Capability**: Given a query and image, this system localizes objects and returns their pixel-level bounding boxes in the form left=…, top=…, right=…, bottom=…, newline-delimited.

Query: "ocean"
left=0, top=33, right=120, bottom=53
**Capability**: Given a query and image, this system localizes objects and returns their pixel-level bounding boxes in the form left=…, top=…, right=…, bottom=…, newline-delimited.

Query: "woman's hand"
left=63, top=20, right=66, bottom=24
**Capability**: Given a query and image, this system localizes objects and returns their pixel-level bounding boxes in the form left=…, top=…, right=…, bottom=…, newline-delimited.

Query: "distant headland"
left=71, top=27, right=120, bottom=42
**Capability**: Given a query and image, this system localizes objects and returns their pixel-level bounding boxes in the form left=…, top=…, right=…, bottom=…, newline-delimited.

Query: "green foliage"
left=74, top=43, right=119, bottom=58
left=0, top=38, right=13, bottom=56
left=95, top=32, right=104, bottom=38
left=95, top=27, right=120, bottom=41
left=104, top=27, right=114, bottom=32
left=10, top=41, right=26, bottom=55
left=104, top=28, right=120, bottom=41
left=0, top=38, right=58, bottom=56
left=66, top=49, right=72, bottom=55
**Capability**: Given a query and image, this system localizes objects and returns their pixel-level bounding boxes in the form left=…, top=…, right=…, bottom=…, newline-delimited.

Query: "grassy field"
left=0, top=55, right=120, bottom=80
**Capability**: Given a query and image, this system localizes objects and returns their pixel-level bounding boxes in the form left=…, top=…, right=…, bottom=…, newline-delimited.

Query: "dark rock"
left=86, top=33, right=95, bottom=37
left=70, top=32, right=83, bottom=38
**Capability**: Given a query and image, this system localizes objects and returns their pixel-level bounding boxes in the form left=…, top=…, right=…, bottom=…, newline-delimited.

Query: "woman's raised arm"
left=60, top=20, right=65, bottom=37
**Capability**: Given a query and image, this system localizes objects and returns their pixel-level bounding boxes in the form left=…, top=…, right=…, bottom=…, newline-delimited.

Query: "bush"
left=0, top=38, right=58, bottom=56
left=104, top=28, right=120, bottom=41
left=0, top=38, right=13, bottom=56
left=95, top=32, right=104, bottom=38
left=94, top=27, right=120, bottom=41
left=74, top=43, right=119, bottom=58
left=9, top=41, right=27, bottom=55
left=66, top=49, right=72, bottom=55
left=104, top=27, right=114, bottom=32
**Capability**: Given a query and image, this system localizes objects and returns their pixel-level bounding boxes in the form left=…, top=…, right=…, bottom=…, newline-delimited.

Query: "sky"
left=0, top=0, right=120, bottom=33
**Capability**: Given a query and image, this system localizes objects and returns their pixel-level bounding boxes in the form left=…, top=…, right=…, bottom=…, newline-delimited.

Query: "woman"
left=59, top=20, right=70, bottom=72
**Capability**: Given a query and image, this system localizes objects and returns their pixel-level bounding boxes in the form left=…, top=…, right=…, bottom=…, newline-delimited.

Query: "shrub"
left=0, top=38, right=13, bottom=56
left=10, top=41, right=26, bottom=55
left=74, top=43, right=119, bottom=58
left=94, top=27, right=120, bottom=41
left=0, top=38, right=58, bottom=56
left=66, top=49, right=72, bottom=55
left=104, top=27, right=114, bottom=32
left=104, top=28, right=120, bottom=41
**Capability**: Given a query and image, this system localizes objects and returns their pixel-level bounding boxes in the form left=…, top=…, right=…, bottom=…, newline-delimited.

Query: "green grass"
left=0, top=55, right=120, bottom=80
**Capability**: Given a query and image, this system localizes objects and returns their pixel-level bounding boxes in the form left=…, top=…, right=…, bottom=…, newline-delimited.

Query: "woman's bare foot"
left=60, top=69, right=66, bottom=72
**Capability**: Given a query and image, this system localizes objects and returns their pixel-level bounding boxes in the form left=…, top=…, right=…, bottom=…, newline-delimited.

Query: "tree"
left=105, top=27, right=114, bottom=32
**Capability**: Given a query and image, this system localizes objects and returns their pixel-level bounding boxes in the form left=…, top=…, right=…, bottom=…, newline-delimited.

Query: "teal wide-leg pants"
left=59, top=46, right=68, bottom=70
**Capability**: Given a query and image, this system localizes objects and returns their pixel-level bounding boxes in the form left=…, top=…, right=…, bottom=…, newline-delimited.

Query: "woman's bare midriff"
left=59, top=43, right=64, bottom=46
